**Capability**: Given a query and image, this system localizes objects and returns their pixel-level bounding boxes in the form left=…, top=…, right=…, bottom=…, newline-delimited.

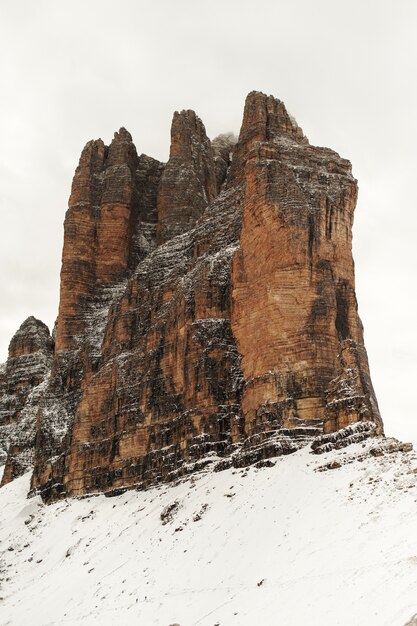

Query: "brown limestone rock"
left=228, top=90, right=307, bottom=185
left=156, top=110, right=218, bottom=244
left=231, top=91, right=381, bottom=439
left=8, top=316, right=53, bottom=359
left=3, top=91, right=381, bottom=502
left=0, top=317, right=53, bottom=485
left=29, top=131, right=166, bottom=499
left=55, top=128, right=160, bottom=353
left=31, top=183, right=244, bottom=500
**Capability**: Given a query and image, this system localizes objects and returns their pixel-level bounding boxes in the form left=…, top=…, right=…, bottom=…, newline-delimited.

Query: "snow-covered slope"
left=1, top=439, right=417, bottom=626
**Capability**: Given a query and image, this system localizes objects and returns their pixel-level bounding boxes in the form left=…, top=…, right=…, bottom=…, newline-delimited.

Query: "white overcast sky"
left=0, top=0, right=416, bottom=442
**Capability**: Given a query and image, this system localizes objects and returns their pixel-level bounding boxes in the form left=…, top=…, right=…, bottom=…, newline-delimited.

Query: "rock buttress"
left=0, top=317, right=53, bottom=485
left=55, top=128, right=161, bottom=353
left=231, top=91, right=382, bottom=438
left=28, top=132, right=165, bottom=499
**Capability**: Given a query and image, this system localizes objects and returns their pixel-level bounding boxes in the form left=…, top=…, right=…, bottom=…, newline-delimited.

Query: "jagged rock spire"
left=156, top=110, right=218, bottom=244
left=8, top=316, right=53, bottom=359
left=240, top=91, right=306, bottom=145
left=55, top=128, right=141, bottom=352
left=228, top=91, right=307, bottom=185
left=0, top=317, right=53, bottom=485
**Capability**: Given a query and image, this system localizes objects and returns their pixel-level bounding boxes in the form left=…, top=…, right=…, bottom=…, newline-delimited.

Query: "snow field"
left=1, top=440, right=417, bottom=626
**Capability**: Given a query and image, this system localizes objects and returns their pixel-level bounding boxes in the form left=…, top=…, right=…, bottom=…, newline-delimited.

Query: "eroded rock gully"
left=0, top=91, right=382, bottom=501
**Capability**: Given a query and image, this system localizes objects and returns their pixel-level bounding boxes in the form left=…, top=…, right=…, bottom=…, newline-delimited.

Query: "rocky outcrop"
left=210, top=133, right=237, bottom=196
left=156, top=110, right=218, bottom=244
left=230, top=91, right=382, bottom=439
left=1, top=91, right=382, bottom=500
left=0, top=317, right=53, bottom=485
left=31, top=184, right=244, bottom=499
left=55, top=127, right=159, bottom=353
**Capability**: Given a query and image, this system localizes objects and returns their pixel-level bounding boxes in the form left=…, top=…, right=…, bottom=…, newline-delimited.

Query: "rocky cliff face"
left=0, top=91, right=382, bottom=501
left=0, top=317, right=53, bottom=485
left=156, top=109, right=218, bottom=244
left=231, top=93, right=379, bottom=439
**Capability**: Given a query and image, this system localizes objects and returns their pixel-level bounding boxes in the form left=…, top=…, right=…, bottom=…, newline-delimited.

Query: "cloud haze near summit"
left=0, top=0, right=416, bottom=442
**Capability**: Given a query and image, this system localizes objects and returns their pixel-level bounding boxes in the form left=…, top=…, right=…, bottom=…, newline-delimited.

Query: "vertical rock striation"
left=231, top=91, right=381, bottom=443
left=55, top=127, right=155, bottom=353
left=0, top=91, right=382, bottom=500
left=156, top=110, right=218, bottom=244
left=31, top=109, right=243, bottom=499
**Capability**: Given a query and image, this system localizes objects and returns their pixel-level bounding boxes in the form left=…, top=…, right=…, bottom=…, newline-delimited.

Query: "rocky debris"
left=0, top=318, right=53, bottom=485
left=160, top=500, right=180, bottom=525
left=192, top=503, right=209, bottom=522
left=312, top=423, right=413, bottom=459
left=369, top=446, right=385, bottom=457
left=222, top=426, right=323, bottom=471
left=2, top=91, right=383, bottom=501
left=316, top=459, right=343, bottom=472
left=311, top=421, right=377, bottom=454
left=369, top=438, right=413, bottom=456
left=314, top=433, right=415, bottom=475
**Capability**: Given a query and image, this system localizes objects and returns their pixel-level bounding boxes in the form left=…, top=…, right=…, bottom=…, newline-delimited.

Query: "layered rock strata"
left=156, top=110, right=218, bottom=244
left=55, top=127, right=159, bottom=353
left=231, top=93, right=380, bottom=437
left=0, top=91, right=382, bottom=501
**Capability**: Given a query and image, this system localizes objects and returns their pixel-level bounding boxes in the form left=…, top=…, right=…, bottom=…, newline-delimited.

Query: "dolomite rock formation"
left=0, top=91, right=382, bottom=501
left=55, top=127, right=159, bottom=353
left=156, top=109, right=218, bottom=244
left=0, top=317, right=53, bottom=485
left=231, top=95, right=379, bottom=436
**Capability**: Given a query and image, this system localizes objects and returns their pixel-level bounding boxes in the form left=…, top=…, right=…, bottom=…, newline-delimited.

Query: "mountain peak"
left=1, top=92, right=381, bottom=503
